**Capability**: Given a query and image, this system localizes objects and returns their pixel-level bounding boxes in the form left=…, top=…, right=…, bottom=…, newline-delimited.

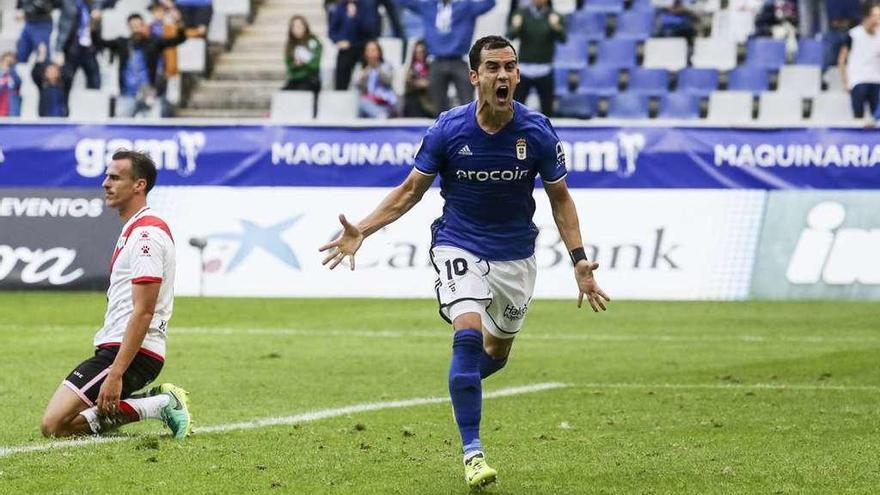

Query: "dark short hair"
left=112, top=150, right=157, bottom=194
left=127, top=13, right=143, bottom=23
left=865, top=1, right=880, bottom=18
left=468, top=35, right=517, bottom=71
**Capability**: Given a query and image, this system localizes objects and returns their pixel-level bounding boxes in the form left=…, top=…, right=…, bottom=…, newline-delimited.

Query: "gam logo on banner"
left=75, top=131, right=206, bottom=178
left=558, top=132, right=645, bottom=178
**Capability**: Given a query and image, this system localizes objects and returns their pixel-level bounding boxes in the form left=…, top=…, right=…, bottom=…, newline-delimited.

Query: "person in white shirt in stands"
left=838, top=3, right=880, bottom=119
left=40, top=150, right=192, bottom=440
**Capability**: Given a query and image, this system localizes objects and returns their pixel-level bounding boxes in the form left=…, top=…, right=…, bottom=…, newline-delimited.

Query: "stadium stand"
left=0, top=0, right=871, bottom=125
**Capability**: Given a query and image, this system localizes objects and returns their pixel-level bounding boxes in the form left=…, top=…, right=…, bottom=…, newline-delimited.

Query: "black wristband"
left=569, top=247, right=587, bottom=266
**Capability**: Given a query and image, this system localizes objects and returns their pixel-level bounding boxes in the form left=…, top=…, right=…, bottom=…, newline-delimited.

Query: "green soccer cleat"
left=464, top=453, right=497, bottom=491
left=157, top=383, right=192, bottom=440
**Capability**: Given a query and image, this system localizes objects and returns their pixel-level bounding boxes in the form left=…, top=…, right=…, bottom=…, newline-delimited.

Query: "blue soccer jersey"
left=414, top=101, right=568, bottom=261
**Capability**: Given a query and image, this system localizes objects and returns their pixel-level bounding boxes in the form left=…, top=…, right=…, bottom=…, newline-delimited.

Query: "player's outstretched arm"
left=320, top=169, right=434, bottom=270
left=544, top=179, right=611, bottom=312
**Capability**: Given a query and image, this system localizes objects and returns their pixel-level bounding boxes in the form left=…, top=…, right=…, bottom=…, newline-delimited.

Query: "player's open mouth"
left=496, top=86, right=509, bottom=101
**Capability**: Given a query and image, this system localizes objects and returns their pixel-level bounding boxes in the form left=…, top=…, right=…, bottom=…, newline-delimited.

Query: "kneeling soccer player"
left=40, top=150, right=191, bottom=440
left=320, top=36, right=610, bottom=490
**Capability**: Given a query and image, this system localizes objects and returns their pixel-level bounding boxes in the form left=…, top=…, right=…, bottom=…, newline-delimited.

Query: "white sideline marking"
left=3, top=324, right=879, bottom=345
left=578, top=383, right=880, bottom=393
left=170, top=326, right=880, bottom=345
left=0, top=383, right=566, bottom=459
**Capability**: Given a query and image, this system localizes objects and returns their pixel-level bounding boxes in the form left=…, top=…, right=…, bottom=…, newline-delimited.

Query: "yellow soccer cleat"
left=464, top=453, right=497, bottom=491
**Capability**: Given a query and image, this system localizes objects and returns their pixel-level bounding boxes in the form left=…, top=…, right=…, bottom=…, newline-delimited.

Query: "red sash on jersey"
left=110, top=215, right=174, bottom=270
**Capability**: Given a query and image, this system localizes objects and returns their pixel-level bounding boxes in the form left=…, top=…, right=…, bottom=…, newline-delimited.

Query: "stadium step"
left=175, top=108, right=269, bottom=119
left=179, top=0, right=328, bottom=117
left=217, top=52, right=286, bottom=65
left=212, top=63, right=287, bottom=81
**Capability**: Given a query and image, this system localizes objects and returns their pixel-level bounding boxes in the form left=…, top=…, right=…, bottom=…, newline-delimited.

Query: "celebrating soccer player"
left=40, top=150, right=192, bottom=440
left=321, top=35, right=609, bottom=490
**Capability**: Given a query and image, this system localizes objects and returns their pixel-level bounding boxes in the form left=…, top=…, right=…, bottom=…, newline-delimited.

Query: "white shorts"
left=430, top=245, right=537, bottom=340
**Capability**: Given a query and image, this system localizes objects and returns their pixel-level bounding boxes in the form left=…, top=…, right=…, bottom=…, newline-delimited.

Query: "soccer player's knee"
left=483, top=342, right=510, bottom=361
left=40, top=417, right=64, bottom=438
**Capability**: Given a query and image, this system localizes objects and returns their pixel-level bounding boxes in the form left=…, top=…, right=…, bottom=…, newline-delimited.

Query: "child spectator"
left=0, top=52, right=22, bottom=117
left=31, top=44, right=68, bottom=117
left=403, top=40, right=434, bottom=117
left=357, top=40, right=397, bottom=118
left=149, top=1, right=181, bottom=85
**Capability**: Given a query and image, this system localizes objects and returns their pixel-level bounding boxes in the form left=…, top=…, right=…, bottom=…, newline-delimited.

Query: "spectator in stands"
left=655, top=1, right=699, bottom=42
left=0, top=52, right=22, bottom=117
left=149, top=1, right=181, bottom=81
left=403, top=39, right=433, bottom=117
left=175, top=0, right=212, bottom=38
left=728, top=0, right=765, bottom=12
left=284, top=16, right=322, bottom=93
left=397, top=0, right=496, bottom=113
left=15, top=0, right=57, bottom=64
left=368, top=0, right=405, bottom=39
left=328, top=0, right=376, bottom=90
left=57, top=0, right=105, bottom=90
left=356, top=39, right=397, bottom=118
left=825, top=0, right=862, bottom=67
left=32, top=43, right=68, bottom=117
left=839, top=2, right=880, bottom=119
left=755, top=0, right=798, bottom=39
left=98, top=13, right=187, bottom=117
left=798, top=0, right=827, bottom=38
left=507, top=0, right=565, bottom=117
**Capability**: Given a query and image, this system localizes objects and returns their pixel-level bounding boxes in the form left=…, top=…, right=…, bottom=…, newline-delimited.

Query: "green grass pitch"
left=0, top=292, right=878, bottom=494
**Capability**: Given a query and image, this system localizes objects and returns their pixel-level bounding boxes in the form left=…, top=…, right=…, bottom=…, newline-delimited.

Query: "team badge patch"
left=515, top=137, right=527, bottom=160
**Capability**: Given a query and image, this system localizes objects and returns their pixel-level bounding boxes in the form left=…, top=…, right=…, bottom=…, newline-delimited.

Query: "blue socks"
left=449, top=329, right=484, bottom=456
left=479, top=351, right=507, bottom=379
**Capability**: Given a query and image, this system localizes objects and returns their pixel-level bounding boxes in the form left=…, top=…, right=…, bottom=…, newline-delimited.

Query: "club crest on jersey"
left=515, top=138, right=527, bottom=160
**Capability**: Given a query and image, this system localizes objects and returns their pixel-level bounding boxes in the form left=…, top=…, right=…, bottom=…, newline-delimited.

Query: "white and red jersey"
left=94, top=206, right=176, bottom=361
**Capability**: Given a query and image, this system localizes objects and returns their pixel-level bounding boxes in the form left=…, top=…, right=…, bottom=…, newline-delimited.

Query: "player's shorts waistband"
left=97, top=343, right=165, bottom=363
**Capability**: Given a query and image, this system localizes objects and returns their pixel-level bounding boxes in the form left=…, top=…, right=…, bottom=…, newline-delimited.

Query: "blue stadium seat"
left=614, top=10, right=655, bottom=40
left=627, top=68, right=669, bottom=97
left=567, top=11, right=607, bottom=41
left=745, top=37, right=787, bottom=70
left=556, top=93, right=599, bottom=119
left=577, top=65, right=621, bottom=97
left=607, top=93, right=651, bottom=119
left=628, top=0, right=655, bottom=11
left=727, top=65, right=770, bottom=94
left=581, top=0, right=624, bottom=14
left=676, top=68, right=720, bottom=97
left=595, top=39, right=638, bottom=69
left=553, top=36, right=590, bottom=70
left=658, top=93, right=701, bottom=120
left=796, top=38, right=825, bottom=67
left=554, top=68, right=579, bottom=95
